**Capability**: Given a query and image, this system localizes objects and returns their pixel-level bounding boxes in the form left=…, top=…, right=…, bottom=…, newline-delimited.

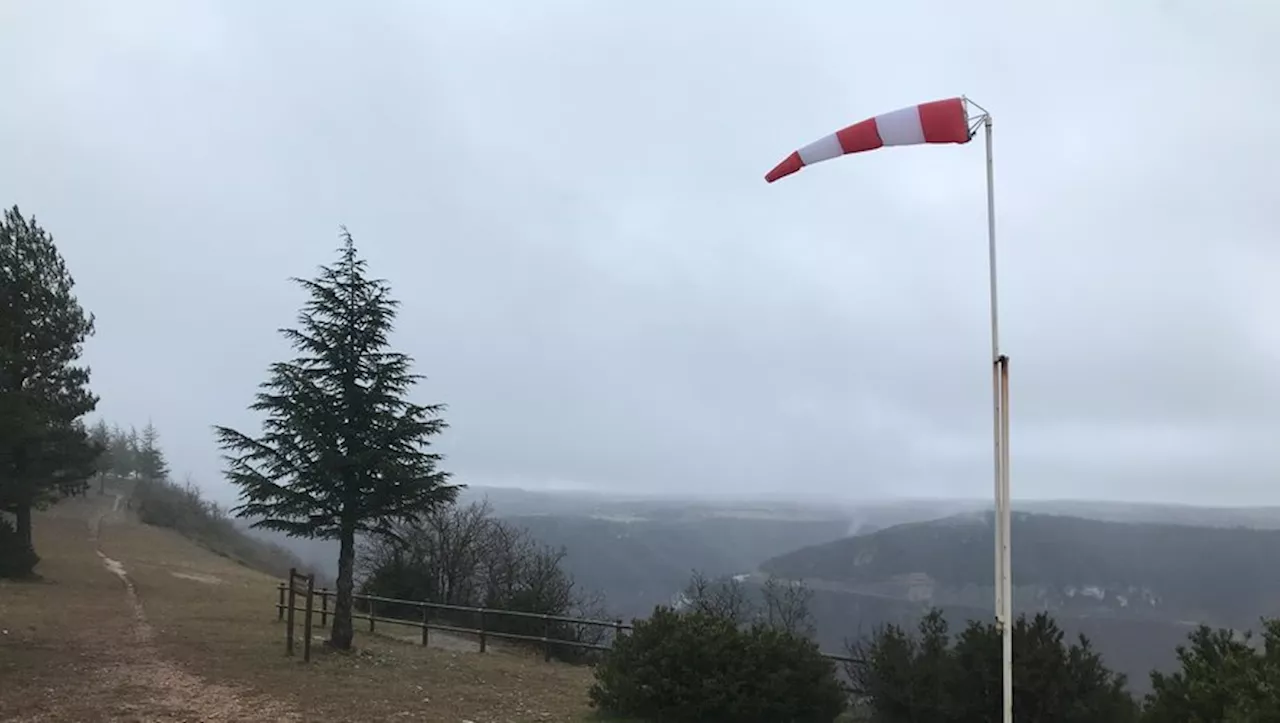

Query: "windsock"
left=765, top=97, right=973, bottom=183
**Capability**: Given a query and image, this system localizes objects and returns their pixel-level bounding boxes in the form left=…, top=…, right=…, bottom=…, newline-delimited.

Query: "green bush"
left=589, top=606, right=847, bottom=723
left=0, top=517, right=39, bottom=579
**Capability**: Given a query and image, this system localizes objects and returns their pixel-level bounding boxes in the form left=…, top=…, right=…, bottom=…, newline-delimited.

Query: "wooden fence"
left=282, top=568, right=316, bottom=661
left=276, top=574, right=629, bottom=662
left=275, top=574, right=856, bottom=666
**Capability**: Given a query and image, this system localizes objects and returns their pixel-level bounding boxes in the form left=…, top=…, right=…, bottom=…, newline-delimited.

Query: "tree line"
left=85, top=420, right=169, bottom=492
left=836, top=605, right=1280, bottom=722
left=589, top=574, right=1280, bottom=722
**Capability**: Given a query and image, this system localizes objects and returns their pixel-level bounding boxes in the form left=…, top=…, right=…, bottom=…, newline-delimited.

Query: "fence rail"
left=274, top=578, right=856, bottom=665
left=276, top=578, right=628, bottom=660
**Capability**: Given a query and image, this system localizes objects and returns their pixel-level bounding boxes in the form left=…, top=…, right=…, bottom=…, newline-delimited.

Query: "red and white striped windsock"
left=765, top=97, right=973, bottom=183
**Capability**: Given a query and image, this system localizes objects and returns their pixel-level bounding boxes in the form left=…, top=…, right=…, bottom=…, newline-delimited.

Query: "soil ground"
left=0, top=491, right=596, bottom=722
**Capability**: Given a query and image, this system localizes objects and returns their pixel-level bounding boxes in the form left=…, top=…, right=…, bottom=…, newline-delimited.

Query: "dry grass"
left=0, top=491, right=597, bottom=722
left=0, top=496, right=144, bottom=722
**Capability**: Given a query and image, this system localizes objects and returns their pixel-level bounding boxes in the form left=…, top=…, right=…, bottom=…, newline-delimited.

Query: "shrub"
left=589, top=606, right=847, bottom=723
left=845, top=609, right=1138, bottom=722
left=0, top=516, right=39, bottom=579
left=131, top=475, right=303, bottom=579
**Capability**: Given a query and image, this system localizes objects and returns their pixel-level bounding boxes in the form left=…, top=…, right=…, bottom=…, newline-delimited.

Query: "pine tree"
left=0, top=207, right=99, bottom=574
left=846, top=610, right=1139, bottom=722
left=88, top=419, right=113, bottom=493
left=107, top=424, right=134, bottom=477
left=216, top=230, right=459, bottom=649
left=125, top=426, right=140, bottom=478
left=1144, top=622, right=1280, bottom=722
left=136, top=421, right=168, bottom=482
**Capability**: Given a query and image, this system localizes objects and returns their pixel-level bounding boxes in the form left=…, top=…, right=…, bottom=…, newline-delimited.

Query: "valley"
left=246, top=486, right=1280, bottom=695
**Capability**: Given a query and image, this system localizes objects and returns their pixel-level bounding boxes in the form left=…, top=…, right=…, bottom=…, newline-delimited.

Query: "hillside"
left=763, top=511, right=1280, bottom=627
left=755, top=511, right=1280, bottom=692
left=0, top=491, right=596, bottom=721
left=510, top=513, right=850, bottom=618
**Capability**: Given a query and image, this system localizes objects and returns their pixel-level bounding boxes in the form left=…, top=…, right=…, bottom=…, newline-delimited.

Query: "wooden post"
left=420, top=604, right=430, bottom=647
left=614, top=619, right=624, bottom=646
left=543, top=616, right=552, bottom=662
left=478, top=610, right=487, bottom=653
left=277, top=583, right=285, bottom=621
left=303, top=575, right=315, bottom=663
left=285, top=568, right=297, bottom=656
left=320, top=588, right=329, bottom=627
left=368, top=596, right=376, bottom=633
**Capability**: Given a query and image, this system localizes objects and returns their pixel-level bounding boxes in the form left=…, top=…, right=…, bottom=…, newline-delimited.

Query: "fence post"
left=285, top=568, right=297, bottom=657
left=614, top=619, right=624, bottom=646
left=478, top=610, right=487, bottom=653
left=368, top=596, right=376, bottom=633
left=303, top=575, right=315, bottom=663
left=420, top=604, right=430, bottom=647
left=277, top=583, right=285, bottom=621
left=543, top=615, right=552, bottom=662
left=320, top=588, right=329, bottom=627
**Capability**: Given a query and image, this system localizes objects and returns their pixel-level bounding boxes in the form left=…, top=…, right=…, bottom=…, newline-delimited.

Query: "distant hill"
left=762, top=511, right=1280, bottom=627
left=511, top=513, right=850, bottom=619
left=1018, top=499, right=1280, bottom=529
left=759, top=511, right=1280, bottom=692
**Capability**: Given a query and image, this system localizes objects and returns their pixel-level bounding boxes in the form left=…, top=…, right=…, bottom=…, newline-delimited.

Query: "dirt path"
left=4, top=493, right=595, bottom=722
left=83, top=496, right=302, bottom=722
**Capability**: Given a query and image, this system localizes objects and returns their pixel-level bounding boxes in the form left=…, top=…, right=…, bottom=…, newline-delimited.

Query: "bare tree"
left=358, top=499, right=611, bottom=658
left=359, top=500, right=495, bottom=605
left=683, top=570, right=753, bottom=625
left=682, top=571, right=817, bottom=639
left=762, top=576, right=816, bottom=639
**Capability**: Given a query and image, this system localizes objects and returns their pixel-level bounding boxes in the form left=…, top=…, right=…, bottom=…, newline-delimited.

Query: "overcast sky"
left=2, top=1, right=1278, bottom=506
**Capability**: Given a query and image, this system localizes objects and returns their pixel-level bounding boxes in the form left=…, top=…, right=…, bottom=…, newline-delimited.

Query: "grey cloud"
left=1, top=0, right=1278, bottom=507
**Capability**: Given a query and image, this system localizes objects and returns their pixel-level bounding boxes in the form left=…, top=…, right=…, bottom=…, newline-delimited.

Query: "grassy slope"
left=0, top=491, right=595, bottom=722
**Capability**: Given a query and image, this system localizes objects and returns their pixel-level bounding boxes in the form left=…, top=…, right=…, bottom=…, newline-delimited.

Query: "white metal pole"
left=983, top=114, right=1014, bottom=723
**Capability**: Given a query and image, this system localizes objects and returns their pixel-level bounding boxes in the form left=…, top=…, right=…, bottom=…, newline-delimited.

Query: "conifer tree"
left=216, top=230, right=458, bottom=649
left=846, top=609, right=1139, bottom=722
left=107, top=423, right=134, bottom=477
left=88, top=419, right=113, bottom=493
left=136, top=421, right=168, bottom=482
left=125, top=426, right=140, bottom=477
left=0, top=207, right=99, bottom=574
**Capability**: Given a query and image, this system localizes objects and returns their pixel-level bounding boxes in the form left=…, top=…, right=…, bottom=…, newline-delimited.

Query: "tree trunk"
left=15, top=503, right=33, bottom=550
left=330, top=524, right=356, bottom=650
